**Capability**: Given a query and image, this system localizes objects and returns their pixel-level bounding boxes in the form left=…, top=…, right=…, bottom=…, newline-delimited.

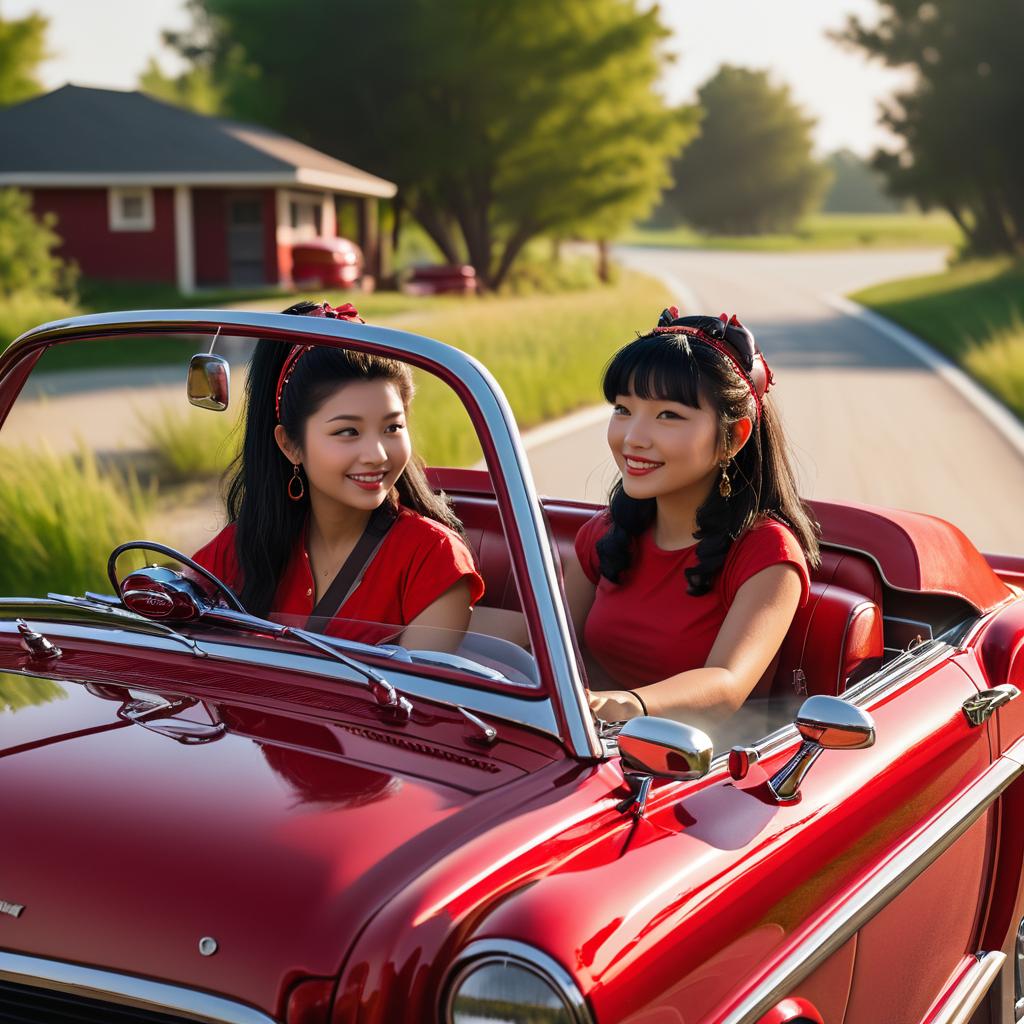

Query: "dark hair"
left=225, top=300, right=462, bottom=616
left=596, top=329, right=819, bottom=595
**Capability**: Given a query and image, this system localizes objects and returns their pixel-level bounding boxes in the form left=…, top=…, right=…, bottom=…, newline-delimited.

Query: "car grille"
left=0, top=978, right=192, bottom=1023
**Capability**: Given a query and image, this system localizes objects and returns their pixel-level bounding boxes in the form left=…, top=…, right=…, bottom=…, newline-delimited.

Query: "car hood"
left=0, top=657, right=556, bottom=1017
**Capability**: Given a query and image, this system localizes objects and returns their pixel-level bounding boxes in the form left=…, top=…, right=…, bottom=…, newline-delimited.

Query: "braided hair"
left=595, top=315, right=819, bottom=596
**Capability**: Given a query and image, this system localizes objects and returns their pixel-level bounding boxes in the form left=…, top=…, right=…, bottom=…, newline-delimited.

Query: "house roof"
left=0, top=85, right=397, bottom=198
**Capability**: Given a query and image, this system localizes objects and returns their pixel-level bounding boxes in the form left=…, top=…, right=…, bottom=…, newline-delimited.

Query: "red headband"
left=652, top=309, right=773, bottom=419
left=274, top=302, right=364, bottom=422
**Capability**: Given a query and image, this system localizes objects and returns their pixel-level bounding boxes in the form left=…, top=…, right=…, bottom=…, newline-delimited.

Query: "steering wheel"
left=107, top=540, right=246, bottom=613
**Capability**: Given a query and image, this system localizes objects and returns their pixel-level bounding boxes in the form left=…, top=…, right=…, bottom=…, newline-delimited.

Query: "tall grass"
left=0, top=445, right=152, bottom=597
left=401, top=270, right=671, bottom=466
left=962, top=316, right=1024, bottom=420
left=137, top=402, right=242, bottom=482
left=853, top=258, right=1024, bottom=420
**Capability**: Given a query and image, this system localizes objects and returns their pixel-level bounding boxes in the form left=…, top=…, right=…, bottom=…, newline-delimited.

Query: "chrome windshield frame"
left=0, top=309, right=602, bottom=760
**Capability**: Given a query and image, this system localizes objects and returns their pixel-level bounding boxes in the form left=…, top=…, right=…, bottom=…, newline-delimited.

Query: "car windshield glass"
left=1, top=329, right=537, bottom=693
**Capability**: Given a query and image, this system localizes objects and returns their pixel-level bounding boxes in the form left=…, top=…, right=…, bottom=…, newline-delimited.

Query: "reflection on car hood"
left=0, top=662, right=548, bottom=1015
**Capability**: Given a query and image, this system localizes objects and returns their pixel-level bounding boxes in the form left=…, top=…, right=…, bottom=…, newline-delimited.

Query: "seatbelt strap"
left=306, top=504, right=397, bottom=628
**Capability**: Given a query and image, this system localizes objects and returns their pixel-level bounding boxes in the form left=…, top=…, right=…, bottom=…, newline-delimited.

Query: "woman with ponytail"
left=193, top=300, right=483, bottom=647
left=565, top=308, right=819, bottom=725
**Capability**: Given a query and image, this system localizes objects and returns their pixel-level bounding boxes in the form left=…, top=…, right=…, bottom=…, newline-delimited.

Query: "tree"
left=662, top=66, right=831, bottom=235
left=840, top=1, right=1024, bottom=255
left=822, top=149, right=903, bottom=214
left=0, top=9, right=48, bottom=107
left=138, top=0, right=277, bottom=122
left=154, top=0, right=694, bottom=290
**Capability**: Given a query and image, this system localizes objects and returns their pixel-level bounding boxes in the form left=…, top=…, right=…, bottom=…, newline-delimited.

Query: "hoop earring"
left=288, top=464, right=305, bottom=502
left=718, top=460, right=732, bottom=498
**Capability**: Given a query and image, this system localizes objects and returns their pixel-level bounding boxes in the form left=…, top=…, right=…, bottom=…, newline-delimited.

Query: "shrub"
left=0, top=291, right=78, bottom=353
left=0, top=444, right=152, bottom=597
left=0, top=188, right=78, bottom=300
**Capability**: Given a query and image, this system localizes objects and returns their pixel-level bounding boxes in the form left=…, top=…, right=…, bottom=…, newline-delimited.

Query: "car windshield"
left=0, top=328, right=539, bottom=692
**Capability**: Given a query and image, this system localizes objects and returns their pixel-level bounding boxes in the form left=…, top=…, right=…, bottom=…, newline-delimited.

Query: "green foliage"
left=0, top=445, right=153, bottom=597
left=823, top=150, right=904, bottom=214
left=839, top=1, right=1024, bottom=256
left=137, top=402, right=242, bottom=482
left=137, top=0, right=279, bottom=122
left=852, top=258, right=1024, bottom=419
left=398, top=270, right=671, bottom=466
left=663, top=66, right=832, bottom=235
left=622, top=212, right=963, bottom=252
left=0, top=291, right=78, bottom=352
left=0, top=672, right=67, bottom=713
left=159, top=0, right=694, bottom=290
left=0, top=9, right=47, bottom=106
left=0, top=188, right=79, bottom=300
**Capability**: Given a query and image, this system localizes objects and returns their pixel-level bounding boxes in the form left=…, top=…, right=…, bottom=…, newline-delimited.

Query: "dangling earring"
left=718, top=459, right=732, bottom=498
left=288, top=464, right=305, bottom=501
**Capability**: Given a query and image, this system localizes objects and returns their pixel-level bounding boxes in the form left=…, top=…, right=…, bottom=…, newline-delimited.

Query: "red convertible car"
left=2, top=310, right=1024, bottom=1024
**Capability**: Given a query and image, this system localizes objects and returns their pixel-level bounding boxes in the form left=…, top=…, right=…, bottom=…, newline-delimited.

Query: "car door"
left=609, top=647, right=1007, bottom=1024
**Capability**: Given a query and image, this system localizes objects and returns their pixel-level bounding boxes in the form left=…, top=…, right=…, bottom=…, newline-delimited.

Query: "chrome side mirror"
left=619, top=717, right=714, bottom=780
left=187, top=353, right=230, bottom=411
left=616, top=717, right=713, bottom=818
left=769, top=695, right=875, bottom=803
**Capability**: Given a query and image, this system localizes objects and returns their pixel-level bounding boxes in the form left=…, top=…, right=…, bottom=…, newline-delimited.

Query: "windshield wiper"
left=42, top=593, right=208, bottom=657
left=279, top=625, right=413, bottom=722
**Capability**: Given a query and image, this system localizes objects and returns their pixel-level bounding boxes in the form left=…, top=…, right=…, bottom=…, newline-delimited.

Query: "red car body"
left=2, top=310, right=1024, bottom=1024
left=291, top=238, right=364, bottom=289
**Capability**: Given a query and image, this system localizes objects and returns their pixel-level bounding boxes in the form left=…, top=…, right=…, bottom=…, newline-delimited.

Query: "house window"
left=108, top=187, right=155, bottom=231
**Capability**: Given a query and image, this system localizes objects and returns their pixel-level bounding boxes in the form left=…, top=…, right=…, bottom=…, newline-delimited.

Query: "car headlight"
left=444, top=941, right=592, bottom=1024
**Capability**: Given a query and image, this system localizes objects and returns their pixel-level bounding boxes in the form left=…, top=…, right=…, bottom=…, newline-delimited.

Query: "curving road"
left=525, top=247, right=1024, bottom=555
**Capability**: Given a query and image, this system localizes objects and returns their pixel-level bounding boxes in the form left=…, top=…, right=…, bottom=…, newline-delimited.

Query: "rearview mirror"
left=187, top=353, right=230, bottom=411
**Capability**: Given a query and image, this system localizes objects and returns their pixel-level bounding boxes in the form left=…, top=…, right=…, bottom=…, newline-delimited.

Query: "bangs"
left=602, top=333, right=702, bottom=408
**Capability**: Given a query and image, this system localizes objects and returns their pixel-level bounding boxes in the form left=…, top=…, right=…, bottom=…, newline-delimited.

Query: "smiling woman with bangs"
left=565, top=307, right=820, bottom=727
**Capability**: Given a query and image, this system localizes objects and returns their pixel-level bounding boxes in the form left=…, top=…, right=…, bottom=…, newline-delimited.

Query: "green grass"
left=621, top=212, right=964, bottom=252
left=397, top=270, right=671, bottom=466
left=0, top=444, right=153, bottom=597
left=136, top=402, right=243, bottom=482
left=852, top=258, right=1024, bottom=420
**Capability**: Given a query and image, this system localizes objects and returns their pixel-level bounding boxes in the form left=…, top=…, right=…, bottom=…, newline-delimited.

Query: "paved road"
left=525, top=247, right=1024, bottom=555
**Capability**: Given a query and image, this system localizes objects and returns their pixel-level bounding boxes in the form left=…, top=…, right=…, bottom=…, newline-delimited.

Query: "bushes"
left=0, top=187, right=80, bottom=352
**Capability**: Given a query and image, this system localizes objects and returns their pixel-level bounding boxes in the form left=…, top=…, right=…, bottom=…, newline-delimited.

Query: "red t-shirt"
left=575, top=511, right=809, bottom=688
left=193, top=507, right=484, bottom=645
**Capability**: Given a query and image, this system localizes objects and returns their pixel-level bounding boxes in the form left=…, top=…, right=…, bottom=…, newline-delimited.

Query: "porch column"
left=173, top=186, right=195, bottom=294
left=359, top=197, right=380, bottom=286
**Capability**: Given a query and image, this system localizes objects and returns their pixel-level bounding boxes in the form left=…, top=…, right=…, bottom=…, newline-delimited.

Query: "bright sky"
left=6, top=0, right=912, bottom=156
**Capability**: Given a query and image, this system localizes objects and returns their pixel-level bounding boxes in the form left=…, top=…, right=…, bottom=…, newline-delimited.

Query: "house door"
left=227, top=195, right=266, bottom=285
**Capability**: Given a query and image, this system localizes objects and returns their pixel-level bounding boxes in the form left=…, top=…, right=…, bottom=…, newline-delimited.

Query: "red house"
left=0, top=85, right=397, bottom=293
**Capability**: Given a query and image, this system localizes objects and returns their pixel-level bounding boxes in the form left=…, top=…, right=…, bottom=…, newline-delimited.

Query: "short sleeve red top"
left=192, top=507, right=484, bottom=645
left=575, top=511, right=809, bottom=688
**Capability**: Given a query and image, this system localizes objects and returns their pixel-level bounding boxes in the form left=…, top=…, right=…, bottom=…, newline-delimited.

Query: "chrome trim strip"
left=442, top=938, right=594, bottom=1024
left=932, top=952, right=1005, bottom=1024
left=0, top=618, right=562, bottom=738
left=0, top=950, right=278, bottom=1024
left=2, top=310, right=601, bottom=760
left=720, top=739, right=1024, bottom=1023
left=711, top=642, right=953, bottom=770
